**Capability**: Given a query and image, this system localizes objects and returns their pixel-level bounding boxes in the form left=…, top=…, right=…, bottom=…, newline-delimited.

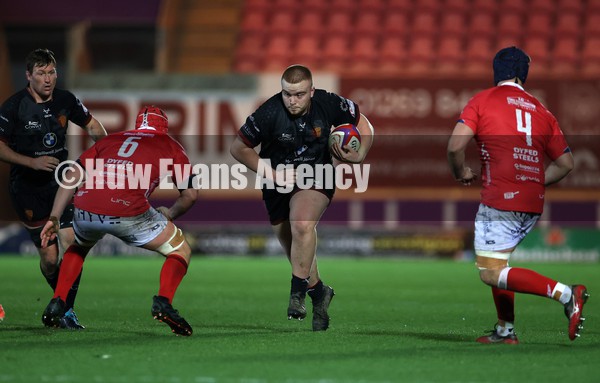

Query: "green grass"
left=0, top=255, right=598, bottom=383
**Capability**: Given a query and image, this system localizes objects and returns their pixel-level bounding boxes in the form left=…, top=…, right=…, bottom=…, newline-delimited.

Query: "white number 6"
left=117, top=136, right=141, bottom=157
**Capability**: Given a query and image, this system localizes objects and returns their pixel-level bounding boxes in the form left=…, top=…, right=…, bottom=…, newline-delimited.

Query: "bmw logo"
left=43, top=132, right=57, bottom=148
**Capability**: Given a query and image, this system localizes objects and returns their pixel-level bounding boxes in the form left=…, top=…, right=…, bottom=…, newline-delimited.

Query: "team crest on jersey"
left=43, top=132, right=57, bottom=148
left=312, top=126, right=322, bottom=137
left=58, top=114, right=68, bottom=128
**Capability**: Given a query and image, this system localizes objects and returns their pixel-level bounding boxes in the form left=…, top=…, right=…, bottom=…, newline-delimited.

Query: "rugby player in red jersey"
left=448, top=46, right=589, bottom=343
left=40, top=106, right=197, bottom=336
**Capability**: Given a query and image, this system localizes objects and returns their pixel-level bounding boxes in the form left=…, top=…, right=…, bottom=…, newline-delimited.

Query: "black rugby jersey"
left=239, top=89, right=360, bottom=168
left=0, top=87, right=92, bottom=190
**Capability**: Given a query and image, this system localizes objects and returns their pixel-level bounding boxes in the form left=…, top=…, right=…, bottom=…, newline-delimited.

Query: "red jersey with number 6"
left=458, top=82, right=570, bottom=213
left=74, top=129, right=190, bottom=216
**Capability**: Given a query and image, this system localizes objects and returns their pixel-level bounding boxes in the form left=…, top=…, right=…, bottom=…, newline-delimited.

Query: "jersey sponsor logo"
left=278, top=133, right=294, bottom=142
left=507, top=97, right=536, bottom=111
left=339, top=96, right=356, bottom=117
left=504, top=191, right=520, bottom=200
left=515, top=174, right=541, bottom=183
left=513, top=147, right=539, bottom=163
left=43, top=132, right=57, bottom=148
left=43, top=108, right=52, bottom=118
left=514, top=163, right=540, bottom=174
left=25, top=121, right=42, bottom=130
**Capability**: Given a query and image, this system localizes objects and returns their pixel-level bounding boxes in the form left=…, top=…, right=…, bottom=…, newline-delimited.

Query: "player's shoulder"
left=0, top=89, right=29, bottom=112
left=51, top=88, right=78, bottom=101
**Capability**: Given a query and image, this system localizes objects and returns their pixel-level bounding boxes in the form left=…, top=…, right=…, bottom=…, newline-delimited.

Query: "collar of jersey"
left=498, top=82, right=524, bottom=91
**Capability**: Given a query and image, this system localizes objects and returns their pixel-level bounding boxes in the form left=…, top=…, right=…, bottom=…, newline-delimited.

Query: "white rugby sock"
left=553, top=283, right=572, bottom=304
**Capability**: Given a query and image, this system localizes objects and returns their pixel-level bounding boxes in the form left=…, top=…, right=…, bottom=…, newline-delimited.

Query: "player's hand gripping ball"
left=328, top=123, right=361, bottom=160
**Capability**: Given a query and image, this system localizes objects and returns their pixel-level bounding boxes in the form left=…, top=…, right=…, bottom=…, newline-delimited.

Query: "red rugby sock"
left=158, top=254, right=188, bottom=303
left=506, top=267, right=557, bottom=298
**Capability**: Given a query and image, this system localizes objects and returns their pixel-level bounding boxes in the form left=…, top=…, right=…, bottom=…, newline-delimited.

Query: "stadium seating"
left=231, top=0, right=593, bottom=76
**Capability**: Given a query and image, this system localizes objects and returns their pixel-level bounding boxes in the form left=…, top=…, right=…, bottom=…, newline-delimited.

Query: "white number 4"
left=515, top=109, right=532, bottom=146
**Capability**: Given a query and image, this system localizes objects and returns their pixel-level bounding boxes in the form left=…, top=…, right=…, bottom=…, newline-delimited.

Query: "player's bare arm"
left=0, top=140, right=59, bottom=171
left=40, top=165, right=84, bottom=247
left=85, top=116, right=108, bottom=142
left=230, top=136, right=296, bottom=186
left=447, top=122, right=478, bottom=185
left=161, top=188, right=198, bottom=221
left=545, top=151, right=574, bottom=186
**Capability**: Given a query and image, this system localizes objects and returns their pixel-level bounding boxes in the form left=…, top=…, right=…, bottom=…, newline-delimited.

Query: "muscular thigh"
left=289, top=189, right=330, bottom=222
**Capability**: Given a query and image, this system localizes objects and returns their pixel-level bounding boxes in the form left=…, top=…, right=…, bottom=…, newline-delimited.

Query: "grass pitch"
left=0, top=255, right=598, bottom=383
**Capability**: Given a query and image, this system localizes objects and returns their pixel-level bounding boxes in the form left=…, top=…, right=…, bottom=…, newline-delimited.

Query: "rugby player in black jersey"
left=0, top=48, right=107, bottom=329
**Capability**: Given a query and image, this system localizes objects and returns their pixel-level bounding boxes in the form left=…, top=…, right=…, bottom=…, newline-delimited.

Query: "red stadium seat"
left=444, top=0, right=470, bottom=14
left=407, top=36, right=436, bottom=72
left=321, top=35, right=350, bottom=72
left=411, top=12, right=438, bottom=37
left=382, top=11, right=409, bottom=38
left=356, top=0, right=386, bottom=13
left=387, top=0, right=412, bottom=13
left=329, top=0, right=357, bottom=13
left=298, top=11, right=323, bottom=37
left=497, top=14, right=523, bottom=41
left=465, top=36, right=493, bottom=75
left=325, top=12, right=354, bottom=35
left=240, top=10, right=268, bottom=34
left=349, top=36, right=379, bottom=73
left=587, top=0, right=600, bottom=13
left=355, top=11, right=381, bottom=38
left=234, top=34, right=264, bottom=73
left=581, top=37, right=600, bottom=75
left=269, top=11, right=295, bottom=35
left=437, top=36, right=464, bottom=73
left=584, top=12, right=600, bottom=37
left=271, top=0, right=300, bottom=12
left=244, top=0, right=271, bottom=13
left=414, top=0, right=442, bottom=13
left=499, top=0, right=526, bottom=13
left=495, top=36, right=522, bottom=52
left=529, top=0, right=556, bottom=15
left=440, top=11, right=466, bottom=38
left=378, top=36, right=407, bottom=71
left=468, top=12, right=496, bottom=40
left=555, top=13, right=582, bottom=39
left=526, top=13, right=553, bottom=39
left=291, top=35, right=321, bottom=67
left=471, top=0, right=498, bottom=14
left=263, top=35, right=292, bottom=71
left=523, top=36, right=551, bottom=73
left=351, top=36, right=378, bottom=63
left=552, top=37, right=580, bottom=75
left=301, top=0, right=329, bottom=11
left=556, top=0, right=584, bottom=15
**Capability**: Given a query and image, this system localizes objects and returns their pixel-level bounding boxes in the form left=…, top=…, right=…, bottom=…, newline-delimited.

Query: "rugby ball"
left=328, top=123, right=361, bottom=155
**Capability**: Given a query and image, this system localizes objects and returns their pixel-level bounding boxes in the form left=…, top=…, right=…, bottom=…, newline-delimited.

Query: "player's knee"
left=475, top=253, right=509, bottom=286
left=156, top=225, right=187, bottom=257
left=290, top=220, right=315, bottom=237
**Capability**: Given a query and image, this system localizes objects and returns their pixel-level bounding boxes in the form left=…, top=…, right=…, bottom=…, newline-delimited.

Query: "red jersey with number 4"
left=75, top=129, right=190, bottom=216
left=458, top=82, right=570, bottom=213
